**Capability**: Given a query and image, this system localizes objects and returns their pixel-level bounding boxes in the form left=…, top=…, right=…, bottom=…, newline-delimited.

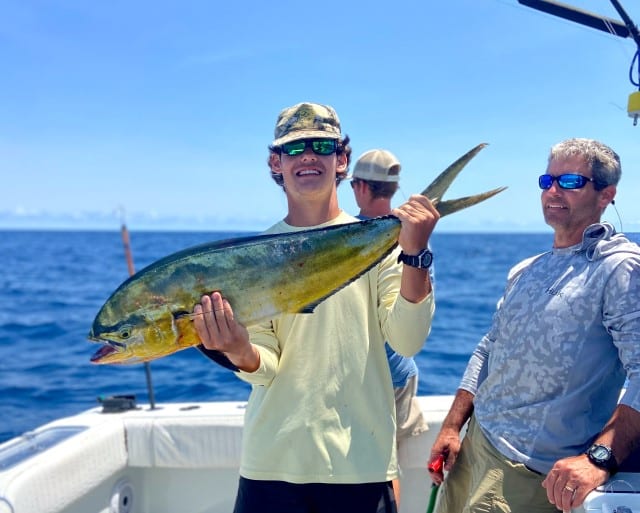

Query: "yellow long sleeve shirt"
left=236, top=211, right=435, bottom=483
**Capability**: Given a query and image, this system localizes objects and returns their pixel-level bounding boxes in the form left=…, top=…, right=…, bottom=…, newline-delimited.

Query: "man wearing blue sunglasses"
left=194, top=102, right=440, bottom=513
left=428, top=138, right=640, bottom=513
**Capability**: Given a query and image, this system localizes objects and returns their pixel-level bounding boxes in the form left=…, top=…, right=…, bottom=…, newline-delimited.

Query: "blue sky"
left=1, top=0, right=639, bottom=233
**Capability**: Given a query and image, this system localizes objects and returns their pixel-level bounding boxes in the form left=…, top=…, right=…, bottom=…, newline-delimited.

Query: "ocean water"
left=1, top=229, right=638, bottom=444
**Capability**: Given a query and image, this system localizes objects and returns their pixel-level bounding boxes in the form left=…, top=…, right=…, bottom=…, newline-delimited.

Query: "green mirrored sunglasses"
left=279, top=139, right=338, bottom=156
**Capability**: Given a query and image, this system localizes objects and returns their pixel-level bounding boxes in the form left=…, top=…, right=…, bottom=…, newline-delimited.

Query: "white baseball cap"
left=351, top=149, right=401, bottom=182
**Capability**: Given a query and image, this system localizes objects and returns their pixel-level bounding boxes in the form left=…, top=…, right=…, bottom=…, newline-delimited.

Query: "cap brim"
left=272, top=130, right=340, bottom=147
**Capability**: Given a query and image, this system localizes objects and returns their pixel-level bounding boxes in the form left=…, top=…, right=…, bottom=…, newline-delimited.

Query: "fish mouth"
left=90, top=344, right=120, bottom=363
left=88, top=332, right=128, bottom=363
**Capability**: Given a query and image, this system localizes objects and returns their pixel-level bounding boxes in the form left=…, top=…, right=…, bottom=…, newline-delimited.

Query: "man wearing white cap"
left=351, top=149, right=430, bottom=507
left=350, top=149, right=402, bottom=216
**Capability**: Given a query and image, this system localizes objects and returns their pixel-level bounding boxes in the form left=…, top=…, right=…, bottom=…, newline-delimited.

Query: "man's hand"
left=428, top=428, right=461, bottom=485
left=193, top=292, right=259, bottom=372
left=541, top=454, right=609, bottom=511
left=392, top=194, right=440, bottom=255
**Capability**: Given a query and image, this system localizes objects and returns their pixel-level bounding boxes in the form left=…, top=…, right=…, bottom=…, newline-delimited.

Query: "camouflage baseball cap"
left=272, top=102, right=342, bottom=146
left=351, top=149, right=401, bottom=182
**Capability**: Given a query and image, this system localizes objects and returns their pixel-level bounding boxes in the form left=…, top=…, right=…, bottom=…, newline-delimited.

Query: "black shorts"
left=233, top=477, right=398, bottom=513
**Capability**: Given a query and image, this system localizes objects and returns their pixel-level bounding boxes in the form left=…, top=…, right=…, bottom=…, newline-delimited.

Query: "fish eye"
left=119, top=326, right=133, bottom=339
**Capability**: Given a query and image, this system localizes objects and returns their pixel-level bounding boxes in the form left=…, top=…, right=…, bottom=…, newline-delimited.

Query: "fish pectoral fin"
left=436, top=186, right=508, bottom=217
left=173, top=313, right=205, bottom=349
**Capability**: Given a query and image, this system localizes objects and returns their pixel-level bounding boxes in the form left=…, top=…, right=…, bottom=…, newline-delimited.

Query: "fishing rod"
left=119, top=211, right=157, bottom=410
left=517, top=0, right=640, bottom=124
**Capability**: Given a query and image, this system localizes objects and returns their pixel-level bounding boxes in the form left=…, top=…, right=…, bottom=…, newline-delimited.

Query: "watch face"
left=591, top=445, right=610, bottom=461
left=587, top=444, right=617, bottom=473
left=418, top=249, right=433, bottom=268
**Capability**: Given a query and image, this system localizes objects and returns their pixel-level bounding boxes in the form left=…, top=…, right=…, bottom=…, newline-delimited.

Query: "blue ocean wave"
left=1, top=229, right=637, bottom=443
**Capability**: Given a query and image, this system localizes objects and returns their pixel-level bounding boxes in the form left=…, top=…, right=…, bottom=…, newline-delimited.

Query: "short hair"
left=548, top=138, right=621, bottom=189
left=268, top=135, right=353, bottom=190
left=353, top=179, right=399, bottom=200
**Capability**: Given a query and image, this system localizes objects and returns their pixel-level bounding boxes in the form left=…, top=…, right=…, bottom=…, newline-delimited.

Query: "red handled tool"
left=426, top=454, right=445, bottom=513
left=428, top=454, right=445, bottom=474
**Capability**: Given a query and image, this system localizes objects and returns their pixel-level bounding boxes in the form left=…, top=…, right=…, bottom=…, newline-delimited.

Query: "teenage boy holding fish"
left=194, top=102, right=439, bottom=513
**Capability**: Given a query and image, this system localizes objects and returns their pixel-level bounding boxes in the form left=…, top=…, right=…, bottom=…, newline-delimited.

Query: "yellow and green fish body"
left=89, top=216, right=401, bottom=364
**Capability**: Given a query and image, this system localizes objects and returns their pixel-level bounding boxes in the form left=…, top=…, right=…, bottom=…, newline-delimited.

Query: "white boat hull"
left=1, top=396, right=638, bottom=513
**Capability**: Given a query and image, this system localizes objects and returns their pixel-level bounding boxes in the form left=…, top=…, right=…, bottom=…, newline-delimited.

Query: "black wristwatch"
left=397, top=249, right=433, bottom=269
left=586, top=444, right=618, bottom=475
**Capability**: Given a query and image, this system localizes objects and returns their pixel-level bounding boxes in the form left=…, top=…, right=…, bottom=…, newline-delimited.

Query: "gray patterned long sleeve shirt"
left=460, top=223, right=640, bottom=474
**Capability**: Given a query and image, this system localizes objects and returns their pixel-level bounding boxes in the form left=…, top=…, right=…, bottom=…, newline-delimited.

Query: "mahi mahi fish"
left=88, top=143, right=505, bottom=364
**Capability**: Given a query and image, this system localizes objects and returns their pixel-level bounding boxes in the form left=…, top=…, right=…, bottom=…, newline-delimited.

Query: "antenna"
left=518, top=0, right=640, bottom=124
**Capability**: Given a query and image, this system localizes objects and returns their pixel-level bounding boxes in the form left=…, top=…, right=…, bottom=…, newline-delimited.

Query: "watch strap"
left=397, top=249, right=433, bottom=269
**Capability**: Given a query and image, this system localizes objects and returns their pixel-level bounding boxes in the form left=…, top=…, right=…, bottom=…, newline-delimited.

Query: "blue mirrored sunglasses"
left=538, top=173, right=606, bottom=191
left=278, top=139, right=338, bottom=156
